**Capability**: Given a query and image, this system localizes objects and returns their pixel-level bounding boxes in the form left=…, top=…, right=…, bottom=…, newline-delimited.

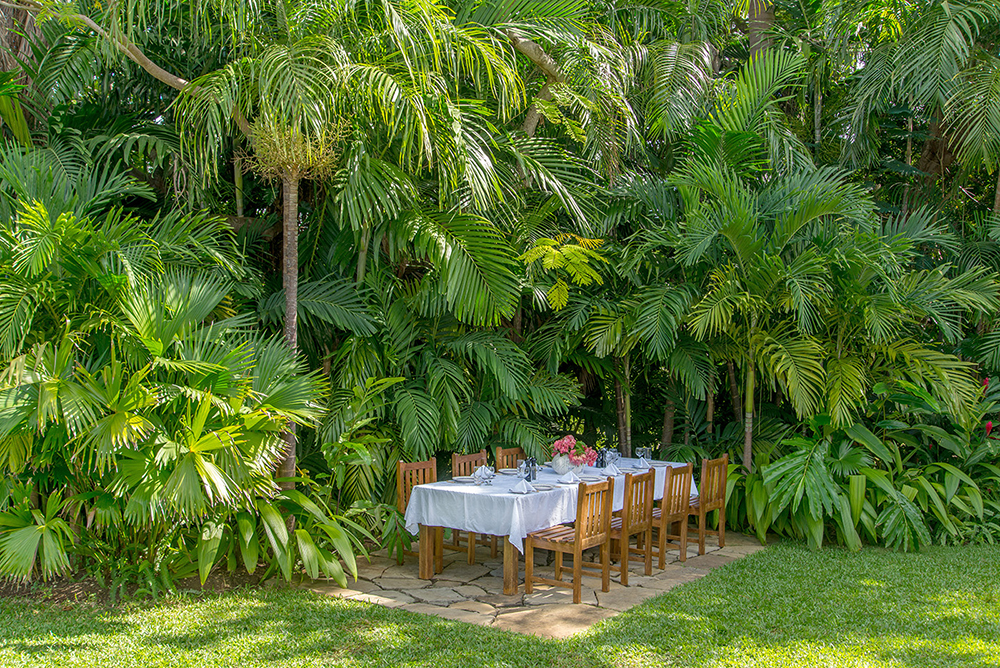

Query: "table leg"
left=418, top=525, right=434, bottom=579
left=434, top=527, right=444, bottom=573
left=503, top=537, right=519, bottom=595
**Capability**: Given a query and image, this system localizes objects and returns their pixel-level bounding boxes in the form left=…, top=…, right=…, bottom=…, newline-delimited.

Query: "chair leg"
left=600, top=540, right=610, bottom=593
left=719, top=510, right=726, bottom=548
left=554, top=551, right=563, bottom=581
left=698, top=511, right=706, bottom=556
left=679, top=519, right=688, bottom=562
left=435, top=527, right=444, bottom=573
left=525, top=539, right=534, bottom=594
left=620, top=534, right=629, bottom=586
left=467, top=532, right=476, bottom=565
left=490, top=536, right=497, bottom=558
left=572, top=548, right=582, bottom=604
left=657, top=521, right=667, bottom=570
left=643, top=527, right=652, bottom=576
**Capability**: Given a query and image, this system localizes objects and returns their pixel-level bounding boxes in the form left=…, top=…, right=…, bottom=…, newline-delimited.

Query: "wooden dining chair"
left=396, top=458, right=442, bottom=569
left=495, top=446, right=526, bottom=470
left=688, top=454, right=728, bottom=555
left=607, top=469, right=655, bottom=585
left=525, top=477, right=615, bottom=604
left=653, top=463, right=693, bottom=566
left=449, top=450, right=488, bottom=564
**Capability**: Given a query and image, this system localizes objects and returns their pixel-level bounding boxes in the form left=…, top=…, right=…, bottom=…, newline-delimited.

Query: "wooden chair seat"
left=525, top=477, right=614, bottom=604
left=526, top=524, right=576, bottom=545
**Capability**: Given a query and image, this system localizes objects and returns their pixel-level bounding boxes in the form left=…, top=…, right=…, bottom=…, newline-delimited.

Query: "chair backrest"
left=575, top=476, right=614, bottom=550
left=621, top=469, right=656, bottom=533
left=397, top=458, right=437, bottom=514
left=660, top=463, right=694, bottom=520
left=452, top=450, right=487, bottom=477
left=495, top=446, right=526, bottom=470
left=699, top=454, right=728, bottom=512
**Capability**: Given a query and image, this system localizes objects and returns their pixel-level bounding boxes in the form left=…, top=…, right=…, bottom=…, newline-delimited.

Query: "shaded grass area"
left=2, top=543, right=999, bottom=667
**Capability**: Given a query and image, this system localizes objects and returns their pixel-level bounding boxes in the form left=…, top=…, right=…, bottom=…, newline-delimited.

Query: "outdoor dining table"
left=403, top=458, right=698, bottom=595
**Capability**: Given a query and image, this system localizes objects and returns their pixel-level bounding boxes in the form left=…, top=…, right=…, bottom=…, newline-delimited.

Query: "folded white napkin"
left=558, top=471, right=581, bottom=484
left=474, top=465, right=491, bottom=478
left=602, top=462, right=622, bottom=476
left=511, top=478, right=535, bottom=494
left=637, top=457, right=651, bottom=469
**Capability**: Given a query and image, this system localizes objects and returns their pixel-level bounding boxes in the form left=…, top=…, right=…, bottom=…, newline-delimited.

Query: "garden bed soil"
left=0, top=570, right=263, bottom=605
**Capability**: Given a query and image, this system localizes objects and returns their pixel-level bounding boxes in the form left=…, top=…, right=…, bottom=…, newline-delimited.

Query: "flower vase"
left=551, top=454, right=583, bottom=475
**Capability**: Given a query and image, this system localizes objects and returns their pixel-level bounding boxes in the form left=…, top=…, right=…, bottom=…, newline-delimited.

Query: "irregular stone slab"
left=355, top=557, right=395, bottom=580
left=346, top=590, right=414, bottom=608
left=449, top=600, right=496, bottom=614
left=311, top=587, right=371, bottom=600
left=493, top=603, right=618, bottom=639
left=596, top=585, right=664, bottom=611
left=378, top=564, right=423, bottom=580
left=375, top=577, right=430, bottom=590
left=682, top=553, right=738, bottom=571
left=524, top=586, right=598, bottom=607
left=401, top=603, right=490, bottom=626
left=453, top=584, right=487, bottom=598
left=408, top=587, right=466, bottom=605
left=432, top=563, right=491, bottom=583
left=475, top=592, right=525, bottom=608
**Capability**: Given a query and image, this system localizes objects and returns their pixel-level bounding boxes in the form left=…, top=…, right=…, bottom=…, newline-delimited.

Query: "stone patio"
left=304, top=532, right=768, bottom=639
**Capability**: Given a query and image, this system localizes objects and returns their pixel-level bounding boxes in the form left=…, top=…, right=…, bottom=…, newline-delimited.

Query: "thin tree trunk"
left=356, top=224, right=371, bottom=283
left=813, top=78, right=822, bottom=156
left=706, top=389, right=715, bottom=442
left=743, top=364, right=756, bottom=473
left=234, top=157, right=245, bottom=219
left=614, top=357, right=627, bottom=454
left=660, top=394, right=676, bottom=451
left=728, top=361, right=742, bottom=424
left=277, top=173, right=300, bottom=489
left=683, top=400, right=691, bottom=447
left=747, top=0, right=774, bottom=59
left=623, top=354, right=632, bottom=457
left=994, top=168, right=1000, bottom=213
left=506, top=31, right=565, bottom=137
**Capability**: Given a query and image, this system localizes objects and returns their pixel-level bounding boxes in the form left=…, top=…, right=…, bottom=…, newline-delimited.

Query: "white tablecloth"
left=404, top=459, right=697, bottom=553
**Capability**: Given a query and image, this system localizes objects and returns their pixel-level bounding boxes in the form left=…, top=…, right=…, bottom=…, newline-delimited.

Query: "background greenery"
left=1, top=0, right=1000, bottom=585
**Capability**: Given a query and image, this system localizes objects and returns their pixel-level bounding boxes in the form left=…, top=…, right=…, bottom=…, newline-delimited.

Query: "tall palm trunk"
left=743, top=363, right=755, bottom=473
left=813, top=78, right=822, bottom=156
left=234, top=157, right=245, bottom=219
left=728, top=361, right=742, bottom=423
left=660, top=394, right=676, bottom=452
left=706, top=389, right=715, bottom=442
left=748, top=0, right=774, bottom=59
left=994, top=168, right=1000, bottom=213
left=623, top=354, right=632, bottom=457
left=614, top=356, right=627, bottom=454
left=277, top=173, right=300, bottom=489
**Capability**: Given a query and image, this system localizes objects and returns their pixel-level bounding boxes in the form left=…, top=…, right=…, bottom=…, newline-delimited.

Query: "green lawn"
left=2, top=543, right=998, bottom=667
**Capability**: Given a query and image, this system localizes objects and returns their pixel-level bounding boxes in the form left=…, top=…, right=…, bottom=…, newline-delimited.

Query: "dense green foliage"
left=1, top=0, right=1000, bottom=584
left=1, top=543, right=999, bottom=666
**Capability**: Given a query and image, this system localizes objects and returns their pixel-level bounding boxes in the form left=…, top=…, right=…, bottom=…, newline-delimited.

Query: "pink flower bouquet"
left=552, top=435, right=598, bottom=466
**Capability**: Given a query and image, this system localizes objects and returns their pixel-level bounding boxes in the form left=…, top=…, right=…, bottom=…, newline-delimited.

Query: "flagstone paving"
left=304, top=533, right=768, bottom=639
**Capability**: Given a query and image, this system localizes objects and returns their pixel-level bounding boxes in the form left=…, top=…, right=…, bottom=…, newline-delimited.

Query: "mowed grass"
left=2, top=543, right=999, bottom=667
